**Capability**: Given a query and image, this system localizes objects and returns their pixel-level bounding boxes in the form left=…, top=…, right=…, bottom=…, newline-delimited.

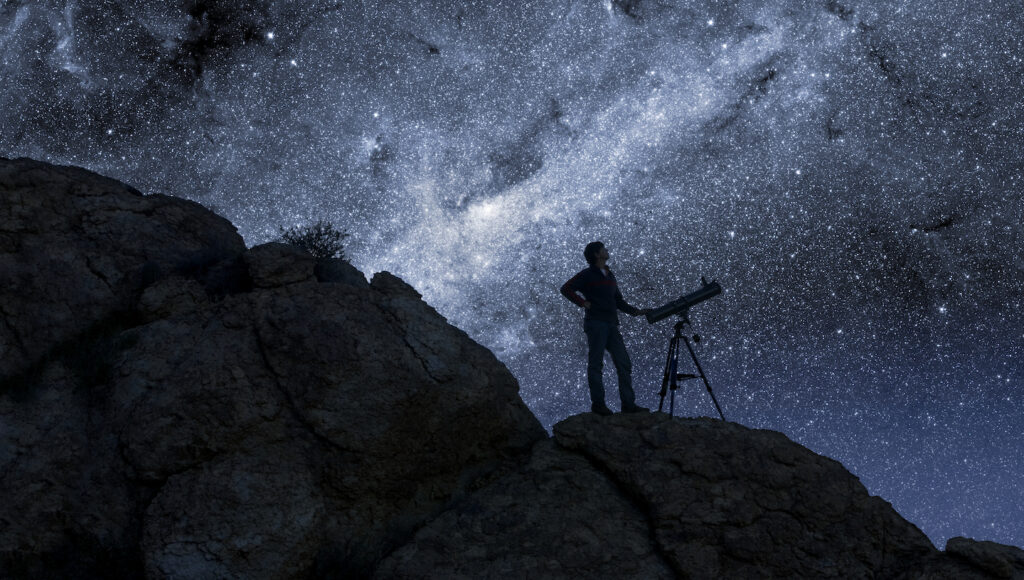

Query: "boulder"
left=0, top=157, right=545, bottom=578
left=551, top=413, right=936, bottom=578
left=379, top=412, right=949, bottom=579
left=0, top=157, right=245, bottom=382
left=315, top=257, right=369, bottom=287
left=243, top=242, right=316, bottom=288
left=944, top=537, right=1024, bottom=578
left=375, top=438, right=675, bottom=579
left=893, top=539, right=1024, bottom=580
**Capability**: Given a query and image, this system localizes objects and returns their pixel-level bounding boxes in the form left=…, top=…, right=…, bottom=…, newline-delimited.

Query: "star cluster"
left=2, top=0, right=1021, bottom=548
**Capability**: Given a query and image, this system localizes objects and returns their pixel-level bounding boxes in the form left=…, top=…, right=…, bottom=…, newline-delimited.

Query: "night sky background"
left=2, top=0, right=1022, bottom=549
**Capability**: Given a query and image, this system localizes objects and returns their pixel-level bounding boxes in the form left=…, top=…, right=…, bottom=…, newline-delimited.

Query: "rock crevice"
left=553, top=429, right=685, bottom=578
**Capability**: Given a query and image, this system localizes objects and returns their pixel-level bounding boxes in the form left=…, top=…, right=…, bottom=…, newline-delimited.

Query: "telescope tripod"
left=659, top=315, right=726, bottom=421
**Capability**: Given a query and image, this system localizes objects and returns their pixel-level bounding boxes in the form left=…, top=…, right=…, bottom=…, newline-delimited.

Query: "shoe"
left=622, top=403, right=648, bottom=413
left=591, top=403, right=613, bottom=416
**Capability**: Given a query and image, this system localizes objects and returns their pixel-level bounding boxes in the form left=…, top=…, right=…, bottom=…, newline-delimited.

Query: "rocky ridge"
left=1, top=157, right=1022, bottom=579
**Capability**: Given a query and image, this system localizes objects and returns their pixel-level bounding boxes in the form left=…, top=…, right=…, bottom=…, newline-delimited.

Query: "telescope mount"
left=658, top=309, right=726, bottom=421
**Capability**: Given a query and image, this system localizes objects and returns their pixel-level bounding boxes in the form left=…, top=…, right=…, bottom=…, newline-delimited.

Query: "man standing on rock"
left=560, top=241, right=650, bottom=416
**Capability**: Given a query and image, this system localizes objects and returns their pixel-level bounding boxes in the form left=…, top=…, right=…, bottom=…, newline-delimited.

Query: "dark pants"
left=584, top=319, right=635, bottom=408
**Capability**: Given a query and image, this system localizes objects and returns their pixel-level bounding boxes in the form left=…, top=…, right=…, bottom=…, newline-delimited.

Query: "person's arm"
left=615, top=288, right=642, bottom=316
left=560, top=272, right=590, bottom=308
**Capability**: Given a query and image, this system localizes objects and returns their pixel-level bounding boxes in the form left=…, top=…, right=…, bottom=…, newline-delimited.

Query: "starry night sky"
left=2, top=0, right=1022, bottom=549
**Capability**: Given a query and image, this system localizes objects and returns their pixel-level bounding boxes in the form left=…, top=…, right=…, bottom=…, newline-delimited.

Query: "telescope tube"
left=646, top=280, right=722, bottom=324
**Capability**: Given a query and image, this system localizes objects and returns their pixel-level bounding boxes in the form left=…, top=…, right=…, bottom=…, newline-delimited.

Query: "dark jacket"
left=560, top=266, right=640, bottom=325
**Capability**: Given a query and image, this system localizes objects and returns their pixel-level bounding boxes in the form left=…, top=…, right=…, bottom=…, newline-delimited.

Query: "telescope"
left=646, top=277, right=722, bottom=324
left=648, top=276, right=726, bottom=420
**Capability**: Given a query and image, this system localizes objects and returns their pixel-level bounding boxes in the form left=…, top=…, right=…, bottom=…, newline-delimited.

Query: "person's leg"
left=584, top=320, right=611, bottom=411
left=606, top=325, right=636, bottom=408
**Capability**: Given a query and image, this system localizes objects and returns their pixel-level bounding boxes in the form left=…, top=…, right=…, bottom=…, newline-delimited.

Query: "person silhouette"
left=560, top=241, right=650, bottom=416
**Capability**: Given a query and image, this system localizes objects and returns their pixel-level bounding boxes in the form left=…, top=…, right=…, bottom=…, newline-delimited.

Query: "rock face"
left=378, top=414, right=1024, bottom=579
left=376, top=437, right=677, bottom=579
left=378, top=413, right=931, bottom=579
left=0, top=158, right=245, bottom=383
left=551, top=413, right=934, bottom=579
left=0, top=158, right=545, bottom=578
left=1, top=157, right=1021, bottom=579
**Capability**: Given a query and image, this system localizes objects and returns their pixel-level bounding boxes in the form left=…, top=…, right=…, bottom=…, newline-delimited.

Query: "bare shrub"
left=279, top=220, right=349, bottom=260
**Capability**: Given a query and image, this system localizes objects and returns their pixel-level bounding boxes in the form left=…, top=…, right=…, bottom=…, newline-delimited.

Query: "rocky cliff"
left=1, top=157, right=1022, bottom=579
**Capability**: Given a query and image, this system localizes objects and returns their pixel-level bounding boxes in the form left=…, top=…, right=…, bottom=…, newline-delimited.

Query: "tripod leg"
left=668, top=337, right=680, bottom=418
left=682, top=336, right=726, bottom=421
left=658, top=336, right=677, bottom=412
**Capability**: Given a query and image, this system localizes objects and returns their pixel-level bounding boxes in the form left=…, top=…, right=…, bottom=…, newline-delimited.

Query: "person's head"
left=584, top=241, right=607, bottom=266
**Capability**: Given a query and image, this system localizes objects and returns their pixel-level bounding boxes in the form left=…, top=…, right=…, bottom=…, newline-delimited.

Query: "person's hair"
left=584, top=241, right=604, bottom=265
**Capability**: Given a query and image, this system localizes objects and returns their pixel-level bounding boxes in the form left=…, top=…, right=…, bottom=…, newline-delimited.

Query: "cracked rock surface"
left=0, top=157, right=544, bottom=578
left=375, top=438, right=676, bottom=579
left=2, top=158, right=1021, bottom=579
left=380, top=413, right=1024, bottom=579
left=553, top=413, right=934, bottom=579
left=0, top=157, right=245, bottom=382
